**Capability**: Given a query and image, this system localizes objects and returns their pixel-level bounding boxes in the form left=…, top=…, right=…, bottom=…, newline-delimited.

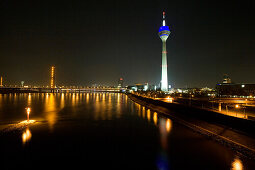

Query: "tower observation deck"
left=158, top=11, right=170, bottom=92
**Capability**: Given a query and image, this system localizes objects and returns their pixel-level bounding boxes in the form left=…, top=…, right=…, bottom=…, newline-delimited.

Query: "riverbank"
left=128, top=93, right=255, bottom=160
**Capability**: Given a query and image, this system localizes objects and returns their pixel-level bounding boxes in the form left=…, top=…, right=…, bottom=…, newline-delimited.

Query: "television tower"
left=158, top=11, right=170, bottom=92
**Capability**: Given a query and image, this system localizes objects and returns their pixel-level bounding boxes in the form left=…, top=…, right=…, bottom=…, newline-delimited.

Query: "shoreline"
left=127, top=93, right=255, bottom=160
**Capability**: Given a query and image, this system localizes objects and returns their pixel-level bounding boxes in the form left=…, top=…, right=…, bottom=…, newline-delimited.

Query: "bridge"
left=0, top=87, right=126, bottom=94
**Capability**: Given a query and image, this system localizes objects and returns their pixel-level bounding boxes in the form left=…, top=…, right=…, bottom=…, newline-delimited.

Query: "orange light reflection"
left=147, top=109, right=151, bottom=121
left=153, top=112, right=158, bottom=126
left=231, top=157, right=243, bottom=170
left=22, top=127, right=32, bottom=144
left=166, top=118, right=172, bottom=133
left=45, top=93, right=57, bottom=131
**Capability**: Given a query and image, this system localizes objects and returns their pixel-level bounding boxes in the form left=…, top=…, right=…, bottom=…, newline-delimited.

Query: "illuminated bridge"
left=0, top=87, right=126, bottom=93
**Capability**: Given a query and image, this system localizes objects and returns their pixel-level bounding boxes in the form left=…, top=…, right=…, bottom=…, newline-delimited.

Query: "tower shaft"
left=161, top=40, right=168, bottom=91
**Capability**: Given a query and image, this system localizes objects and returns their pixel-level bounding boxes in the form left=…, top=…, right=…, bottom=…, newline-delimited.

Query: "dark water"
left=0, top=93, right=254, bottom=169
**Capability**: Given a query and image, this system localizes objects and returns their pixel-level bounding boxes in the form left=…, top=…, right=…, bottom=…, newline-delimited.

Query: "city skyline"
left=0, top=0, right=254, bottom=88
left=1, top=1, right=255, bottom=169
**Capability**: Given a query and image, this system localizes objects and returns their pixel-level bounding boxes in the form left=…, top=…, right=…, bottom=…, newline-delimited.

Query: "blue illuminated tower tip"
left=159, top=11, right=171, bottom=92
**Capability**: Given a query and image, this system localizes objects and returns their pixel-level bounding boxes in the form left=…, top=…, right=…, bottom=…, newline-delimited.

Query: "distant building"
left=173, top=87, right=216, bottom=97
left=216, top=83, right=255, bottom=97
left=118, top=78, right=123, bottom=88
left=223, top=74, right=231, bottom=84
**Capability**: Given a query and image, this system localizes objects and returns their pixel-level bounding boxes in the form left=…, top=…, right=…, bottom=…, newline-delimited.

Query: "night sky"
left=0, top=0, right=254, bottom=88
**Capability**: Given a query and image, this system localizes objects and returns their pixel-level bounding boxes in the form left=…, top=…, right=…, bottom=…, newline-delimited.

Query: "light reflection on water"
left=157, top=117, right=171, bottom=170
left=94, top=93, right=101, bottom=121
left=232, top=157, right=243, bottom=170
left=147, top=109, right=151, bottom=122
left=0, top=94, right=2, bottom=115
left=137, top=104, right=141, bottom=117
left=60, top=93, right=65, bottom=109
left=0, top=92, right=252, bottom=169
left=153, top=112, right=158, bottom=126
left=72, top=93, right=76, bottom=106
left=27, top=93, right=31, bottom=107
left=133, top=102, right=172, bottom=169
left=142, top=106, right=146, bottom=118
left=116, top=93, right=122, bottom=118
left=44, top=93, right=57, bottom=131
left=109, top=93, right=111, bottom=102
left=101, top=93, right=106, bottom=121
left=86, top=93, right=89, bottom=104
left=166, top=118, right=172, bottom=133
left=22, top=127, right=32, bottom=144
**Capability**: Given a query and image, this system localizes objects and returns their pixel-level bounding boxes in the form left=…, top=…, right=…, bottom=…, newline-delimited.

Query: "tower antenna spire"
left=162, top=11, right=166, bottom=26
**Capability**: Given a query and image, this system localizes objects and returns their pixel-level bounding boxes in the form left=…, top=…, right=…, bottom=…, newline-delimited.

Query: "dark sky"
left=0, top=0, right=254, bottom=88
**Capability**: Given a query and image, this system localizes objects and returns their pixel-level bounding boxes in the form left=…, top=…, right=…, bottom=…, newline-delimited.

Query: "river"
left=0, top=93, right=254, bottom=169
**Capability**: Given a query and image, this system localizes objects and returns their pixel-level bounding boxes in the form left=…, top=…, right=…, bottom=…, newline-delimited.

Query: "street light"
left=235, top=104, right=239, bottom=117
left=25, top=107, right=31, bottom=122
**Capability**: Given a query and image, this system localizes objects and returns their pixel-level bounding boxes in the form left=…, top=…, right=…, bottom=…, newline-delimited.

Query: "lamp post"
left=235, top=104, right=239, bottom=117
left=26, top=107, right=31, bottom=122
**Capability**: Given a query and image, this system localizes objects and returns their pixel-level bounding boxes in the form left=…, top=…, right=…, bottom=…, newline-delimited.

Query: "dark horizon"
left=0, top=0, right=254, bottom=88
